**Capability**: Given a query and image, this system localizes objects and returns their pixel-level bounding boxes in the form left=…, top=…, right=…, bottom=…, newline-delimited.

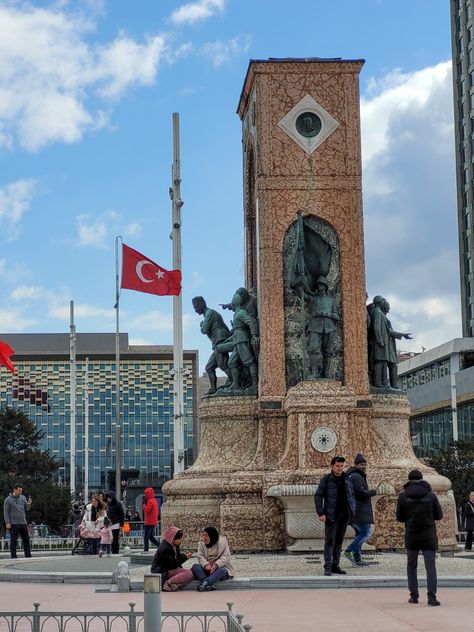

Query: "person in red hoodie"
left=143, top=487, right=159, bottom=552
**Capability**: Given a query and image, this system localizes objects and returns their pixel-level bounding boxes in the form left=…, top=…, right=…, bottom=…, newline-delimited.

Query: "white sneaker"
left=107, top=553, right=111, bottom=558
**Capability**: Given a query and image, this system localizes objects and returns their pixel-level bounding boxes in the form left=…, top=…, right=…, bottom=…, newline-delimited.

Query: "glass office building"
left=451, top=0, right=474, bottom=336
left=0, top=333, right=198, bottom=494
left=399, top=338, right=474, bottom=456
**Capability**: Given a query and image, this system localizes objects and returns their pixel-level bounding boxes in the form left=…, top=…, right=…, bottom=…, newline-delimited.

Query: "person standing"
left=143, top=486, right=160, bottom=552
left=314, top=456, right=355, bottom=576
left=396, top=469, right=443, bottom=606
left=105, top=491, right=125, bottom=554
left=3, top=483, right=32, bottom=559
left=462, top=491, right=474, bottom=551
left=343, top=454, right=377, bottom=565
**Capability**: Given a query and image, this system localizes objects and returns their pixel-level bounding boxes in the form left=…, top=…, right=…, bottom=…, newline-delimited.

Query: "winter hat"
left=354, top=453, right=367, bottom=465
left=408, top=469, right=423, bottom=481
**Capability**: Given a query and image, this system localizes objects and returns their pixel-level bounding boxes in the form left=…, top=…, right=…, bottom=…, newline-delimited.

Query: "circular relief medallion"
left=295, top=111, right=322, bottom=138
left=311, top=427, right=337, bottom=453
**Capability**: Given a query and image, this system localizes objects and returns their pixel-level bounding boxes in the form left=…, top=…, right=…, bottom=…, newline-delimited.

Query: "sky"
left=0, top=0, right=460, bottom=372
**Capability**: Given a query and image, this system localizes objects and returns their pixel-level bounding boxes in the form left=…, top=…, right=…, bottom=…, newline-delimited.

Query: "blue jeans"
left=345, top=523, right=372, bottom=560
left=192, top=563, right=229, bottom=586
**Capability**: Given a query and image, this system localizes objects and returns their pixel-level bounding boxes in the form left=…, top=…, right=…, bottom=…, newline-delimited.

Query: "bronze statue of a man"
left=192, top=296, right=232, bottom=395
left=306, top=276, right=338, bottom=378
left=216, top=288, right=259, bottom=395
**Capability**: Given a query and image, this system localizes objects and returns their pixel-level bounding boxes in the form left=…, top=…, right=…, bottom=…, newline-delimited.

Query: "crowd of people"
left=3, top=468, right=473, bottom=603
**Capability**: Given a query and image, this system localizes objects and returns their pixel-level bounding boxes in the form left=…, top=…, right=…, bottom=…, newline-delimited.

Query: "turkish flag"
left=121, top=243, right=182, bottom=296
left=0, top=339, right=15, bottom=373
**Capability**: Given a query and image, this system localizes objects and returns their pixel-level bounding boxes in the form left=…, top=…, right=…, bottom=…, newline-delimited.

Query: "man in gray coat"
left=3, top=483, right=32, bottom=558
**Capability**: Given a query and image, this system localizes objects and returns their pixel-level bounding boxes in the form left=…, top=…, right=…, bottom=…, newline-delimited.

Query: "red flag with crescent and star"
left=0, top=339, right=15, bottom=373
left=121, top=243, right=182, bottom=296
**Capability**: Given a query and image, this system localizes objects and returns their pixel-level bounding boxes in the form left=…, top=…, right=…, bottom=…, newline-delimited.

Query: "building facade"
left=0, top=333, right=198, bottom=497
left=451, top=0, right=474, bottom=336
left=399, top=338, right=474, bottom=456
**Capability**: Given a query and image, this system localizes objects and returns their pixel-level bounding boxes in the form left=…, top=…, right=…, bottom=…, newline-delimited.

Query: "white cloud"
left=0, top=308, right=36, bottom=331
left=170, top=0, right=225, bottom=26
left=75, top=211, right=142, bottom=248
left=9, top=285, right=44, bottom=301
left=0, top=5, right=166, bottom=151
left=48, top=302, right=113, bottom=321
left=200, top=35, right=251, bottom=68
left=362, top=61, right=462, bottom=353
left=0, top=178, right=37, bottom=240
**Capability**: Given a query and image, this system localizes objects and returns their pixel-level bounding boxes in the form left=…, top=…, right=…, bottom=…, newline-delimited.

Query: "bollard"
left=144, top=574, right=162, bottom=632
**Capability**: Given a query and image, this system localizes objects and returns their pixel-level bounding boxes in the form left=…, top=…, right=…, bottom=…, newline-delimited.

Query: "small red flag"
left=121, top=243, right=181, bottom=297
left=0, top=339, right=15, bottom=373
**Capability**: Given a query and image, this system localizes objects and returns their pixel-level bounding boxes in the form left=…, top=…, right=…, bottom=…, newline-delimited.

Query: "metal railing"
left=0, top=601, right=252, bottom=632
left=1, top=522, right=159, bottom=552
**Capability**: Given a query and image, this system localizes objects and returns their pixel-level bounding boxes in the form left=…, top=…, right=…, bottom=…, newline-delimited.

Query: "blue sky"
left=0, top=0, right=459, bottom=371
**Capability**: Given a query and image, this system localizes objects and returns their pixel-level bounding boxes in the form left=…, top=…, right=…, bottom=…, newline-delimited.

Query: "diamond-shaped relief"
left=278, top=95, right=340, bottom=155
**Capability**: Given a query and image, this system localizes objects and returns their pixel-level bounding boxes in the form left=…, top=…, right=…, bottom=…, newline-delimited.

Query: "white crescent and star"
left=136, top=260, right=165, bottom=283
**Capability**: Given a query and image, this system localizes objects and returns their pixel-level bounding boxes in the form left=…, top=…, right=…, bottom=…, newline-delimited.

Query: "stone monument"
left=161, top=58, right=456, bottom=551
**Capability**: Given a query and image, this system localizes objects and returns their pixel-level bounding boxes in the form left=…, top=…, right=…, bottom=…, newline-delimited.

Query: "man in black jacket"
left=314, top=456, right=356, bottom=576
left=105, top=491, right=125, bottom=554
left=343, top=453, right=377, bottom=565
left=396, top=469, right=443, bottom=606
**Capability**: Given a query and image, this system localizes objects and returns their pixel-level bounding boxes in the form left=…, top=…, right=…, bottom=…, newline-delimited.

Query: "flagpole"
left=171, top=112, right=185, bottom=475
left=69, top=300, right=77, bottom=500
left=84, top=356, right=89, bottom=503
left=115, top=237, right=122, bottom=499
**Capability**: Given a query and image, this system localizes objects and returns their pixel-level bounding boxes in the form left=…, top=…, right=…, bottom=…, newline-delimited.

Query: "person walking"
left=343, top=453, right=377, bottom=565
left=314, top=456, right=356, bottom=576
left=192, top=526, right=234, bottom=591
left=105, top=491, right=125, bottom=554
left=462, top=491, right=474, bottom=551
left=151, top=525, right=194, bottom=591
left=396, top=469, right=443, bottom=606
left=143, top=486, right=160, bottom=552
left=3, top=483, right=32, bottom=559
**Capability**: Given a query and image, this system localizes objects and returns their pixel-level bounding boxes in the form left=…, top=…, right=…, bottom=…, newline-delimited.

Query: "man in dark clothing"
left=396, top=469, right=443, bottom=606
left=314, top=456, right=356, bottom=576
left=343, top=453, right=377, bottom=565
left=105, top=491, right=125, bottom=554
left=3, top=483, right=32, bottom=558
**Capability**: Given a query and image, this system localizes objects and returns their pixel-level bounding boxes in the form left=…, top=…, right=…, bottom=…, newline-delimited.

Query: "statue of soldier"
left=306, top=276, right=339, bottom=379
left=216, top=288, right=259, bottom=395
left=192, top=296, right=232, bottom=395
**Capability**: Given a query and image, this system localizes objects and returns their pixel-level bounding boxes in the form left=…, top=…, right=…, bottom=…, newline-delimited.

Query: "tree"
left=426, top=440, right=474, bottom=508
left=0, top=407, right=71, bottom=535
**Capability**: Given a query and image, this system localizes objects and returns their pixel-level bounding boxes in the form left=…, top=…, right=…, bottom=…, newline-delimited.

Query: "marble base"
left=161, top=384, right=457, bottom=552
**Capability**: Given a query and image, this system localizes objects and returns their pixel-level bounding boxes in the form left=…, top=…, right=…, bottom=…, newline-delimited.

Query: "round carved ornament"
left=311, top=427, right=337, bottom=453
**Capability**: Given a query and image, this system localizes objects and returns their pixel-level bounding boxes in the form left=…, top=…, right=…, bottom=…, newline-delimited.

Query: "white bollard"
left=144, top=574, right=162, bottom=632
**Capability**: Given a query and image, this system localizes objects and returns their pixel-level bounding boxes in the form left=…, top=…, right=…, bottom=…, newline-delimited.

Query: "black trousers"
left=143, top=525, right=159, bottom=551
left=324, top=515, right=348, bottom=570
left=407, top=549, right=437, bottom=598
left=111, top=528, right=121, bottom=554
left=10, top=524, right=31, bottom=558
left=465, top=529, right=473, bottom=550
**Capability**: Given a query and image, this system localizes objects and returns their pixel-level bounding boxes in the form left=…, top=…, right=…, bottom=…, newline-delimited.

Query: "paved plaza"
left=0, top=552, right=473, bottom=630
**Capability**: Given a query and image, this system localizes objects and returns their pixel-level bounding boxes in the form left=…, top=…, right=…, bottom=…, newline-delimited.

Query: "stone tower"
left=161, top=58, right=456, bottom=552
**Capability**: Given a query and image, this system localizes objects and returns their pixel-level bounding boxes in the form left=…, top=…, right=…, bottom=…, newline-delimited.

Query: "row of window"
left=399, top=358, right=451, bottom=391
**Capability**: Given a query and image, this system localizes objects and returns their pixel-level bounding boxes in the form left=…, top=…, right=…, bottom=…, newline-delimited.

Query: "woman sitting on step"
left=150, top=525, right=193, bottom=591
left=192, top=526, right=234, bottom=591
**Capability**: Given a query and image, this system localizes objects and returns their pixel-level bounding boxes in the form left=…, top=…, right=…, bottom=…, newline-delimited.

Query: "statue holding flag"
left=285, top=212, right=343, bottom=385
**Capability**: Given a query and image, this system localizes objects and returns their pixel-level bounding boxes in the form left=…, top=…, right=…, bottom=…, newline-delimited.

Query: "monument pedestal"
left=162, top=384, right=457, bottom=551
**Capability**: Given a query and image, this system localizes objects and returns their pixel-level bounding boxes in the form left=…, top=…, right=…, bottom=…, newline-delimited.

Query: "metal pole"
left=143, top=575, right=162, bottom=632
left=171, top=112, right=185, bottom=474
left=69, top=300, right=76, bottom=499
left=115, top=238, right=122, bottom=498
left=451, top=372, right=459, bottom=442
left=84, top=356, right=89, bottom=502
